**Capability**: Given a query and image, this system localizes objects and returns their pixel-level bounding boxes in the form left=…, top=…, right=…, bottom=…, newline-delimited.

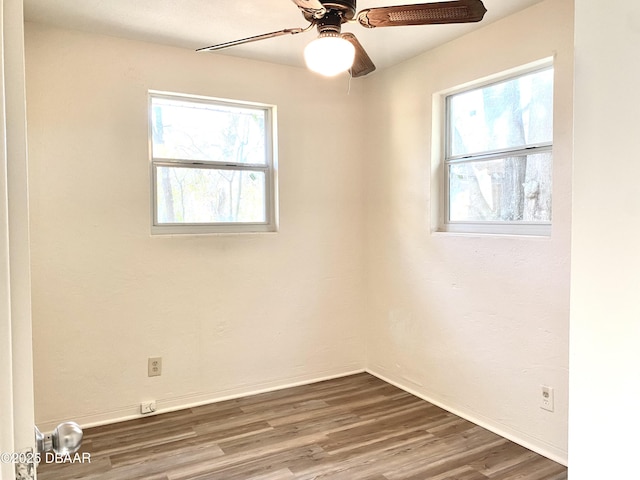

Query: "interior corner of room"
left=24, top=0, right=571, bottom=467
left=9, top=0, right=640, bottom=477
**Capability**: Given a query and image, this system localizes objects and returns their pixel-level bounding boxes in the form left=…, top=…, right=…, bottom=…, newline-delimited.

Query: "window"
left=442, top=64, right=553, bottom=235
left=149, top=92, right=277, bottom=234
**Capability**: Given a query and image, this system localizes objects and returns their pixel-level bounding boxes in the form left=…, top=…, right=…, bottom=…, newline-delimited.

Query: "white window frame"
left=149, top=91, right=278, bottom=235
left=435, top=58, right=554, bottom=236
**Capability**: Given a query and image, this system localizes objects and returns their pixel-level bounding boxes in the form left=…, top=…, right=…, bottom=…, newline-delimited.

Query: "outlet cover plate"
left=541, top=385, right=554, bottom=412
left=148, top=357, right=162, bottom=377
left=140, top=401, right=157, bottom=414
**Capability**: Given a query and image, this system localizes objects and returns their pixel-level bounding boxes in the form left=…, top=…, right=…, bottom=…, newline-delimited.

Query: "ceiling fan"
left=197, top=0, right=487, bottom=78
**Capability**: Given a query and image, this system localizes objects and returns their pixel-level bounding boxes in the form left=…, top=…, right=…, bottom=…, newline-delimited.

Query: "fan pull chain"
left=347, top=70, right=353, bottom=95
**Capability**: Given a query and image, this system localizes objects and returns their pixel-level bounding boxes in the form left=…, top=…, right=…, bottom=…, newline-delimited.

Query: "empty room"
left=1, top=0, right=639, bottom=479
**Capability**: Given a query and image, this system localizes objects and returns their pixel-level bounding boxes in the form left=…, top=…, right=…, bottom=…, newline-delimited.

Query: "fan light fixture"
left=198, top=0, right=489, bottom=79
left=304, top=33, right=355, bottom=77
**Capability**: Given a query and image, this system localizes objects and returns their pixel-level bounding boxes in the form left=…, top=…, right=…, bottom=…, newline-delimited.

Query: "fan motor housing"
left=304, top=0, right=357, bottom=22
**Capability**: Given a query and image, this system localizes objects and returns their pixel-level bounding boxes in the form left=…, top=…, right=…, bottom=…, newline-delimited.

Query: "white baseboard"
left=366, top=368, right=568, bottom=467
left=37, top=367, right=365, bottom=432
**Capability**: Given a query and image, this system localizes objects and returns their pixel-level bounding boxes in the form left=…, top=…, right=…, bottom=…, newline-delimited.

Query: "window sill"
left=151, top=223, right=278, bottom=236
left=438, top=222, right=551, bottom=237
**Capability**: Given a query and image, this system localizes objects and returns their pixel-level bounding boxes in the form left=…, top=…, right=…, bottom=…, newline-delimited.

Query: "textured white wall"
left=570, top=1, right=640, bottom=477
left=26, top=0, right=574, bottom=464
left=25, top=23, right=367, bottom=429
left=362, top=0, right=573, bottom=463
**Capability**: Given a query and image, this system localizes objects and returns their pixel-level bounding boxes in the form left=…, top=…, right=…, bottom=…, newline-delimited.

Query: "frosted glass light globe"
left=304, top=35, right=355, bottom=77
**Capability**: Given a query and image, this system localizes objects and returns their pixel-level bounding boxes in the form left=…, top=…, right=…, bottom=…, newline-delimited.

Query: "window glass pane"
left=449, top=68, right=553, bottom=157
left=151, top=97, right=267, bottom=164
left=448, top=152, right=552, bottom=222
left=156, top=166, right=266, bottom=224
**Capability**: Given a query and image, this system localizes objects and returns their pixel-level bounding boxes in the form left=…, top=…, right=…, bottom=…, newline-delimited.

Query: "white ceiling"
left=23, top=0, right=545, bottom=72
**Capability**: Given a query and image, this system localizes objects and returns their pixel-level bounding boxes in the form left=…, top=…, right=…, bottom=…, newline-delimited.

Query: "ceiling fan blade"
left=291, top=0, right=327, bottom=19
left=341, top=33, right=376, bottom=77
left=357, top=0, right=487, bottom=28
left=197, top=26, right=311, bottom=52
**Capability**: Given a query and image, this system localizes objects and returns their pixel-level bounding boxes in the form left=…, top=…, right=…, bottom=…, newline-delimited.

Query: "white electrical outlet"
left=540, top=385, right=554, bottom=412
left=140, top=401, right=157, bottom=414
left=148, top=357, right=162, bottom=377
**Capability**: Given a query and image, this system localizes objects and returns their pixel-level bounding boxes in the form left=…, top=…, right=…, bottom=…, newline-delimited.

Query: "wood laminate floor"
left=37, top=373, right=567, bottom=480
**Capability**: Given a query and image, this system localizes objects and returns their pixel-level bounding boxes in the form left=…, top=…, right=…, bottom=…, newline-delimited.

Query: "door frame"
left=0, top=0, right=36, bottom=479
